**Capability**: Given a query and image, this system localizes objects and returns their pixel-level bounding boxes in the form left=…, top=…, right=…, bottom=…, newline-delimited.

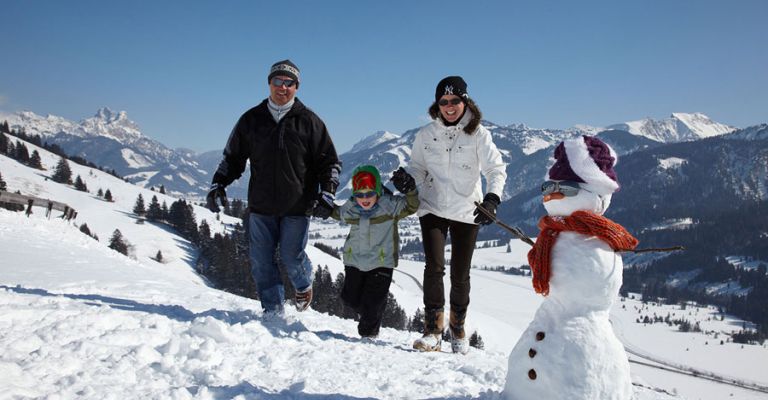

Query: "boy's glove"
left=312, top=191, right=335, bottom=219
left=206, top=183, right=228, bottom=213
left=390, top=167, right=416, bottom=193
left=473, top=193, right=500, bottom=225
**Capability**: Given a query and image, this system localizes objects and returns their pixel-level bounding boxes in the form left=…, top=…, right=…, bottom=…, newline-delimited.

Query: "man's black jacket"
left=212, top=98, right=341, bottom=216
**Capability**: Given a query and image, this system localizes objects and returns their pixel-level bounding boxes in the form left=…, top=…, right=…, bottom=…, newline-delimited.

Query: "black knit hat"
left=435, top=76, right=468, bottom=102
left=268, top=59, right=300, bottom=83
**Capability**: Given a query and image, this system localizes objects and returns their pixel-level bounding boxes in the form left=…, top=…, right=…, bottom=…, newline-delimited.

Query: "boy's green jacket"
left=331, top=190, right=419, bottom=271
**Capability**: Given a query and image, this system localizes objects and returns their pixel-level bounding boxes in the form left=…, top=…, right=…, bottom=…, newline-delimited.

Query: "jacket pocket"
left=452, top=144, right=478, bottom=196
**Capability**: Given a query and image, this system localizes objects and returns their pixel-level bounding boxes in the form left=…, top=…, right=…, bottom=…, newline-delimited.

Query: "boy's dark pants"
left=341, top=266, right=393, bottom=337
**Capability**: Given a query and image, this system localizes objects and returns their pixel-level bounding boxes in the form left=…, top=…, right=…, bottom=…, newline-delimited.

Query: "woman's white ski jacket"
left=409, top=111, right=507, bottom=224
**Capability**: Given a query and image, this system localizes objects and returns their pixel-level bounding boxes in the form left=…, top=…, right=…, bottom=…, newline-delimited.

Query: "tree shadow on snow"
left=0, top=284, right=307, bottom=338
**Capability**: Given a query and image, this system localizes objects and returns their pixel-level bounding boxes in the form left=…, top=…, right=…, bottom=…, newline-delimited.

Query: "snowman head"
left=543, top=136, right=618, bottom=216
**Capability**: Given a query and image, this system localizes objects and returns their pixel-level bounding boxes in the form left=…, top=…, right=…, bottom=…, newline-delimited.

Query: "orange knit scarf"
left=527, top=210, right=639, bottom=296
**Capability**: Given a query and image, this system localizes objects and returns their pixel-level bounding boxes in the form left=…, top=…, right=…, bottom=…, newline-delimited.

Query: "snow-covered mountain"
left=607, top=112, right=735, bottom=143
left=0, top=108, right=209, bottom=198
left=0, top=108, right=740, bottom=202
left=336, top=112, right=736, bottom=199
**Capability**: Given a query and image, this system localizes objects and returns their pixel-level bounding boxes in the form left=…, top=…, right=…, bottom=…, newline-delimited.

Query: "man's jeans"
left=248, top=213, right=313, bottom=312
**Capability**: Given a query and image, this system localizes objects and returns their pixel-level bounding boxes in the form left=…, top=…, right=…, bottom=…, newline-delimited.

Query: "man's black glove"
left=473, top=193, right=501, bottom=225
left=312, top=191, right=335, bottom=219
left=390, top=167, right=416, bottom=193
left=206, top=183, right=228, bottom=213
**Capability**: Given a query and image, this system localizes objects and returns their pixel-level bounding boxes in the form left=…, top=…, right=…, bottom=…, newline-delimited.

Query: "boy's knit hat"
left=548, top=135, right=619, bottom=195
left=352, top=165, right=382, bottom=196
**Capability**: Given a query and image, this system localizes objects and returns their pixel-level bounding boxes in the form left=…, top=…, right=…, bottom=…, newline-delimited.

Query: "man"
left=206, top=59, right=341, bottom=314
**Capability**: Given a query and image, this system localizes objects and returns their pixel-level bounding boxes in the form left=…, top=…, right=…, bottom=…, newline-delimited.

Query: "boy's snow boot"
left=449, top=309, right=469, bottom=355
left=413, top=308, right=444, bottom=352
left=295, top=287, right=313, bottom=312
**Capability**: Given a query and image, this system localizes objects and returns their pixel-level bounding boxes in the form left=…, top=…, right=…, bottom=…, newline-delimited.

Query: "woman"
left=408, top=76, right=506, bottom=354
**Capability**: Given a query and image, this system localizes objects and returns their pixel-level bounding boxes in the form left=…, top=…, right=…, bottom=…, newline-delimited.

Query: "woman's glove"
left=391, top=167, right=416, bottom=193
left=473, top=193, right=500, bottom=225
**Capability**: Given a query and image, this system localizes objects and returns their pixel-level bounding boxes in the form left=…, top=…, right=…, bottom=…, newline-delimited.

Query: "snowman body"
left=503, top=229, right=632, bottom=400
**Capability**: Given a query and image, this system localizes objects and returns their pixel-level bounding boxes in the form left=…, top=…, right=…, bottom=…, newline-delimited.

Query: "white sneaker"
left=413, top=333, right=442, bottom=352
left=450, top=331, right=469, bottom=355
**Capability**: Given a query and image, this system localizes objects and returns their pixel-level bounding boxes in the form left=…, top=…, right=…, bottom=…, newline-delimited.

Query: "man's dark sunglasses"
left=271, top=77, right=297, bottom=88
left=541, top=180, right=582, bottom=197
left=353, top=191, right=377, bottom=199
left=438, top=98, right=463, bottom=106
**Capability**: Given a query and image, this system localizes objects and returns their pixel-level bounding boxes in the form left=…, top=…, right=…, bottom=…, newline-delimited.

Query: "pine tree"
left=0, top=120, right=9, bottom=133
left=108, top=229, right=129, bottom=255
left=14, top=142, right=30, bottom=164
left=469, top=331, right=485, bottom=350
left=133, top=194, right=146, bottom=216
left=28, top=150, right=44, bottom=170
left=506, top=242, right=512, bottom=253
left=382, top=293, right=408, bottom=330
left=155, top=250, right=163, bottom=262
left=97, top=188, right=104, bottom=197
left=0, top=171, right=6, bottom=191
left=5, top=141, right=15, bottom=159
left=159, top=184, right=166, bottom=194
left=74, top=175, right=88, bottom=192
left=51, top=158, right=73, bottom=184
left=0, top=131, right=8, bottom=154
left=147, top=195, right=163, bottom=221
left=198, top=219, right=212, bottom=243
left=409, top=308, right=425, bottom=333
left=79, top=223, right=91, bottom=236
left=104, top=189, right=113, bottom=202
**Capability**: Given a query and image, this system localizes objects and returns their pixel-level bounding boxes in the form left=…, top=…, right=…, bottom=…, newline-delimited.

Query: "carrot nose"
left=543, top=192, right=565, bottom=202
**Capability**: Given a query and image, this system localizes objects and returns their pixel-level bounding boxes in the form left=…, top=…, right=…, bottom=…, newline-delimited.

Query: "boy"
left=331, top=165, right=419, bottom=339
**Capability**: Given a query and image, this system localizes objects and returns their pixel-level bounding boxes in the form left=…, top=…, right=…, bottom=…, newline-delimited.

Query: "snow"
left=671, top=113, right=735, bottom=139
left=121, top=148, right=155, bottom=169
left=658, top=157, right=687, bottom=170
left=349, top=130, right=399, bottom=153
left=2, top=135, right=768, bottom=399
left=725, top=255, right=768, bottom=272
left=607, top=113, right=735, bottom=143
left=521, top=136, right=552, bottom=155
left=643, top=218, right=695, bottom=232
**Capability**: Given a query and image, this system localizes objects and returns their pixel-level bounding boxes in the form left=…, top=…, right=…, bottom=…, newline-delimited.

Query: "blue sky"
left=1, top=0, right=766, bottom=153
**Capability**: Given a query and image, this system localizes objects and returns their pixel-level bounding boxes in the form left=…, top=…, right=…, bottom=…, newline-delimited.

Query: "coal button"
left=535, top=331, right=545, bottom=341
left=528, top=369, right=537, bottom=380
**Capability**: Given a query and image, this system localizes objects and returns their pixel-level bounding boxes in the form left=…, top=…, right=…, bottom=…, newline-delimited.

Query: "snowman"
left=504, top=136, right=639, bottom=400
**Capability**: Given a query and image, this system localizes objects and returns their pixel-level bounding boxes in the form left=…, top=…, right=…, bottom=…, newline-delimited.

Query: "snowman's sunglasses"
left=541, top=180, right=584, bottom=197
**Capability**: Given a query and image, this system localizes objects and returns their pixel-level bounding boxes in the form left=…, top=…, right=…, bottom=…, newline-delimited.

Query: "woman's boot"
left=413, top=308, right=444, bottom=352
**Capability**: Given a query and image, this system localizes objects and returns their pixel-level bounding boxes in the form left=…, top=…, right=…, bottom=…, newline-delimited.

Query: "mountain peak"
left=607, top=112, right=735, bottom=143
left=349, top=130, right=399, bottom=153
left=94, top=107, right=129, bottom=123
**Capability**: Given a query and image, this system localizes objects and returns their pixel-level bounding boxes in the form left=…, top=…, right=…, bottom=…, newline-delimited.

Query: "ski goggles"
left=270, top=77, right=297, bottom=88
left=541, top=180, right=582, bottom=197
left=353, top=191, right=377, bottom=199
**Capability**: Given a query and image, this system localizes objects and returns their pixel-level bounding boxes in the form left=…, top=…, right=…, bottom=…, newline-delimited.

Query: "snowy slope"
left=3, top=136, right=767, bottom=399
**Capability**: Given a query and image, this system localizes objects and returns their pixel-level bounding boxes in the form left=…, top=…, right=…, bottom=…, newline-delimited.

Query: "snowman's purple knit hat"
left=548, top=135, right=619, bottom=195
